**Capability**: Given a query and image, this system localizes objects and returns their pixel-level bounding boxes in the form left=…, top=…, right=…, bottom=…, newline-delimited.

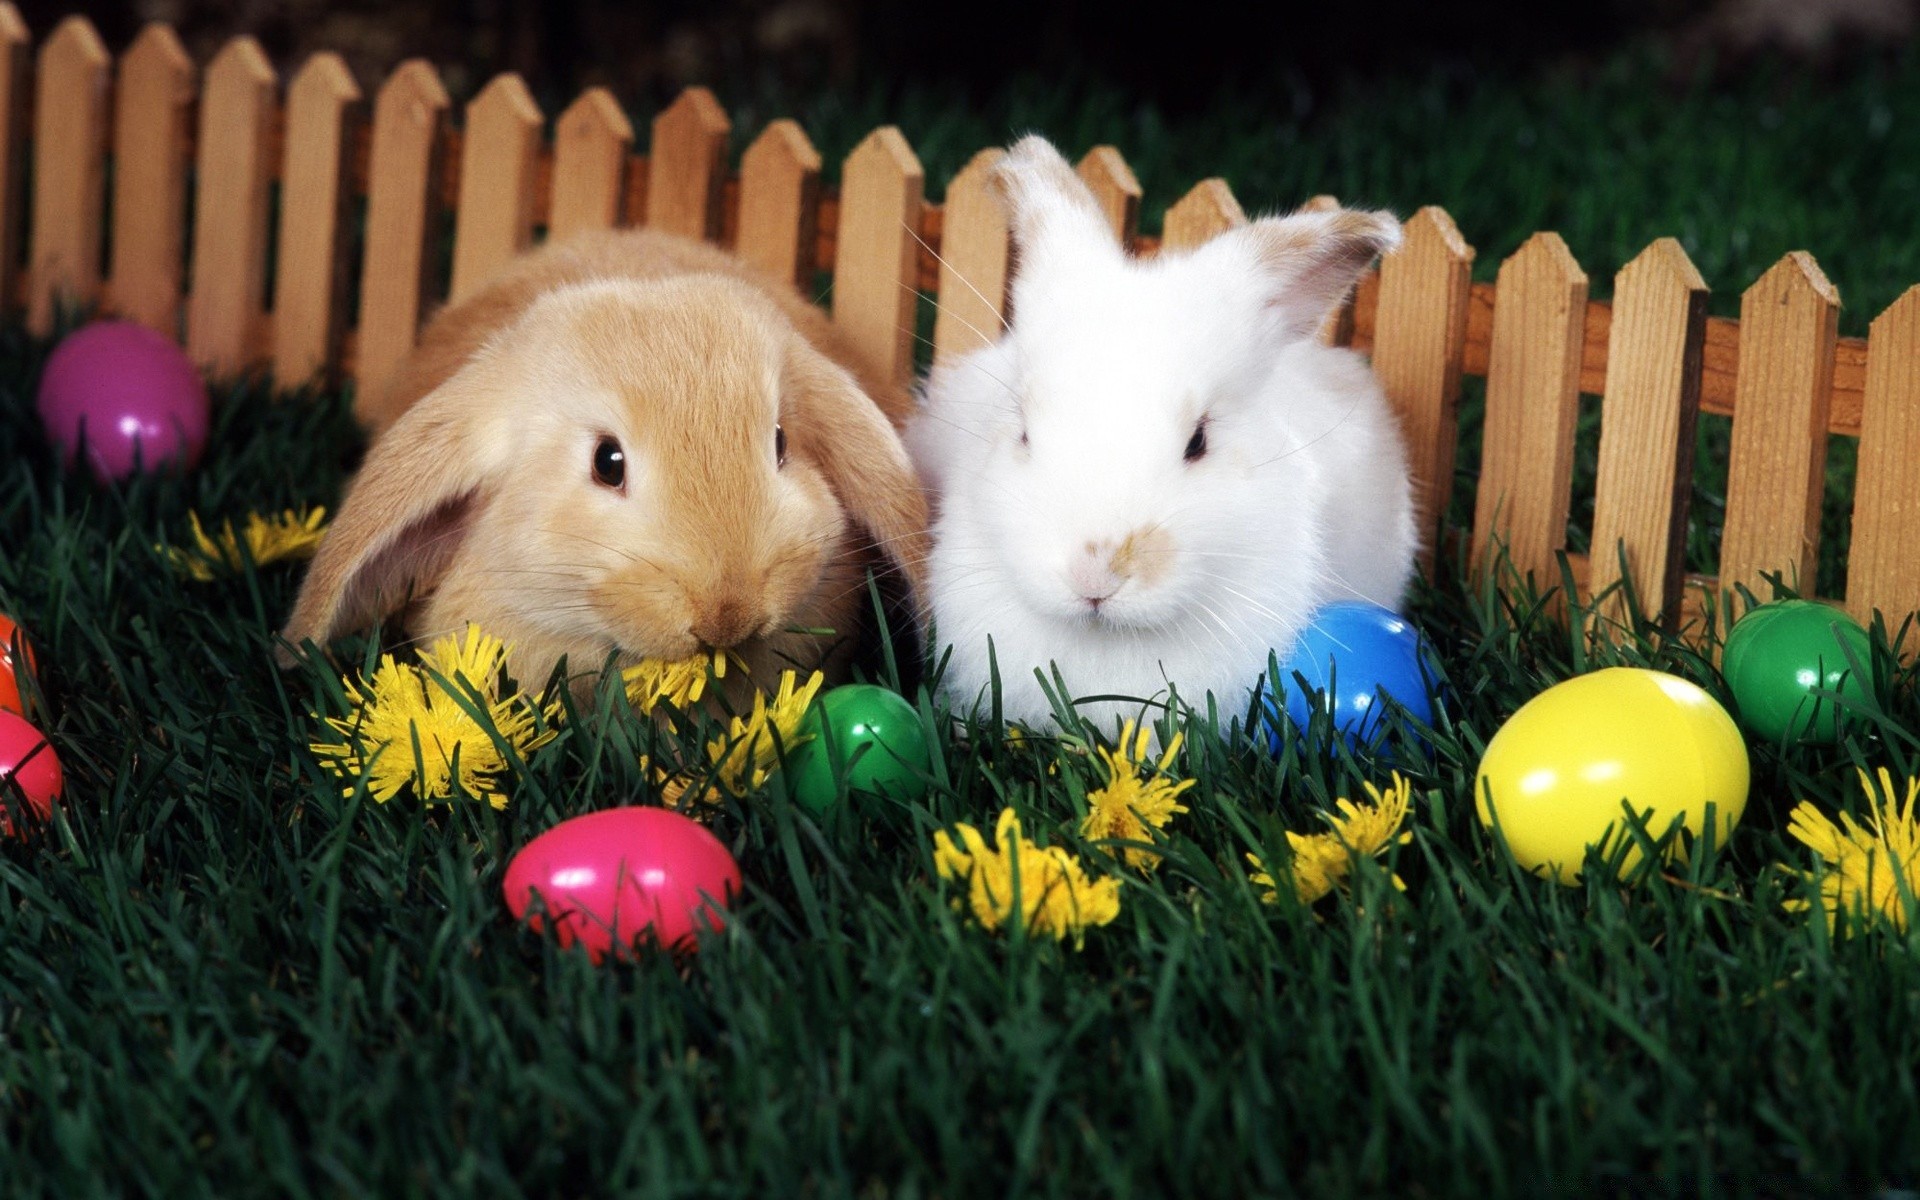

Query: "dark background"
left=11, top=0, right=1915, bottom=113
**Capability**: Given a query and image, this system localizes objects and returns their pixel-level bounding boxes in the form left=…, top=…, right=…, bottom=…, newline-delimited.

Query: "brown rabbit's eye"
left=1184, top=418, right=1209, bottom=463
left=774, top=423, right=787, bottom=468
left=592, top=436, right=626, bottom=490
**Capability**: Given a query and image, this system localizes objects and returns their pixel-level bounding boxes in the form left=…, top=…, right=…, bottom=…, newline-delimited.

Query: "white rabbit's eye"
left=1184, top=418, right=1209, bottom=463
left=592, top=436, right=627, bottom=490
left=775, top=423, right=787, bottom=468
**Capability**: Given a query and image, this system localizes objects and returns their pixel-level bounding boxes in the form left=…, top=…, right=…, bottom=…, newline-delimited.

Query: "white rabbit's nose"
left=1068, top=525, right=1174, bottom=609
left=1067, top=552, right=1123, bottom=609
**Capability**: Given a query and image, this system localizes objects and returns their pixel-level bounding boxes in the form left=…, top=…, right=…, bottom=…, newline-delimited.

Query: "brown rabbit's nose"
left=691, top=596, right=762, bottom=649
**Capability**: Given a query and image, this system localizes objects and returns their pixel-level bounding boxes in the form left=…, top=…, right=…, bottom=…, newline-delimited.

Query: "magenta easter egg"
left=503, top=807, right=742, bottom=960
left=37, top=321, right=210, bottom=480
left=0, top=711, right=62, bottom=835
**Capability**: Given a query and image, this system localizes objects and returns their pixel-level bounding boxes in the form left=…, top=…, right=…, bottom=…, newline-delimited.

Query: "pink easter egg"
left=0, top=711, right=62, bottom=835
left=503, top=807, right=742, bottom=960
left=37, top=320, right=210, bottom=480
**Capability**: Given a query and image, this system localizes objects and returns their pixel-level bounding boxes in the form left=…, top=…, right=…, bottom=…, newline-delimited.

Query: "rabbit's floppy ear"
left=1231, top=207, right=1402, bottom=344
left=783, top=344, right=931, bottom=613
left=278, top=372, right=512, bottom=663
left=995, top=135, right=1119, bottom=273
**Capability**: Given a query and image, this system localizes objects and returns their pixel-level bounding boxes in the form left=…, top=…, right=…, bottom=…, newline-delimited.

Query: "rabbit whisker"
left=904, top=221, right=1011, bottom=335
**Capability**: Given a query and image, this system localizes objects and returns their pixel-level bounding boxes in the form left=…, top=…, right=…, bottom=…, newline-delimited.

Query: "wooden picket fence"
left=3, top=10, right=1917, bottom=633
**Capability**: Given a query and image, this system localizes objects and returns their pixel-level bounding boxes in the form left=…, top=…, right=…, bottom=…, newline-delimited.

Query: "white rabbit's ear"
left=995, top=135, right=1119, bottom=267
left=1233, top=208, right=1402, bottom=343
left=278, top=372, right=512, bottom=664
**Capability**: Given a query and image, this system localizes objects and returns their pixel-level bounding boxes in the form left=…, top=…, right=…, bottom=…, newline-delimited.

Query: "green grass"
left=7, top=48, right=1920, bottom=1198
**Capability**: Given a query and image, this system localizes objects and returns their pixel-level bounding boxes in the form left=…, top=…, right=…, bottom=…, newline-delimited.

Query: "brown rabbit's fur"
left=364, top=229, right=913, bottom=435
left=282, top=228, right=928, bottom=695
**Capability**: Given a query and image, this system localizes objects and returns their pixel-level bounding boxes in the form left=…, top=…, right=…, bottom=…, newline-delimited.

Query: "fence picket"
left=28, top=16, right=109, bottom=334
left=448, top=73, right=542, bottom=304
left=355, top=59, right=449, bottom=421
left=1076, top=146, right=1140, bottom=250
left=0, top=5, right=26, bottom=314
left=108, top=23, right=193, bottom=336
left=1845, top=286, right=1920, bottom=631
left=273, top=52, right=360, bottom=388
left=930, top=148, right=1008, bottom=362
left=1161, top=178, right=1244, bottom=253
left=1718, top=252, right=1839, bottom=609
left=186, top=37, right=276, bottom=376
left=1370, top=206, right=1474, bottom=575
left=737, top=119, right=820, bottom=290
left=645, top=86, right=729, bottom=242
left=1472, top=231, right=1589, bottom=591
left=833, top=126, right=923, bottom=387
left=549, top=87, right=632, bottom=243
left=1589, top=239, right=1709, bottom=627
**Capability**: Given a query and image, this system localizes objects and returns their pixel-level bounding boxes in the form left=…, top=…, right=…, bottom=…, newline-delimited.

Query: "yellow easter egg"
left=1474, top=667, right=1749, bottom=885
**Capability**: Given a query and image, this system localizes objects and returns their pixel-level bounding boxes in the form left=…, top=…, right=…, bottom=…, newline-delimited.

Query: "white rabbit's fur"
left=907, top=135, right=1418, bottom=729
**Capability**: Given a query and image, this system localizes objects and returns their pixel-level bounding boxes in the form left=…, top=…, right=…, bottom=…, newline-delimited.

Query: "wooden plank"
left=930, top=147, right=1008, bottom=362
left=645, top=86, right=728, bottom=241
left=1351, top=280, right=1872, bottom=437
left=832, top=126, right=922, bottom=387
left=1718, top=252, right=1839, bottom=608
left=549, top=86, right=631, bottom=243
left=1075, top=145, right=1140, bottom=250
left=1845, top=285, right=1920, bottom=629
left=1369, top=206, right=1473, bottom=576
left=448, top=72, right=542, bottom=304
left=736, top=119, right=820, bottom=290
left=186, top=36, right=277, bottom=377
left=0, top=5, right=27, bottom=315
left=108, top=24, right=194, bottom=337
left=1471, top=231, right=1589, bottom=591
left=1589, top=238, right=1709, bottom=628
left=1161, top=178, right=1244, bottom=253
left=28, top=16, right=109, bottom=335
left=354, top=58, right=449, bottom=421
left=273, top=52, right=360, bottom=388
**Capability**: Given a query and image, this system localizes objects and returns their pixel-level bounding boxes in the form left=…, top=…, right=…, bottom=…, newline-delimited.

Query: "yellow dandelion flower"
left=1780, top=767, right=1920, bottom=935
left=1249, top=772, right=1415, bottom=905
left=309, top=626, right=558, bottom=808
left=163, top=508, right=329, bottom=581
left=1080, top=719, right=1194, bottom=868
left=623, top=650, right=728, bottom=713
left=663, top=669, right=824, bottom=807
left=933, top=807, right=1121, bottom=948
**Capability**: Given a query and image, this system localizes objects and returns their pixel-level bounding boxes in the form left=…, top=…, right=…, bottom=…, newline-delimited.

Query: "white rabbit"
left=906, top=135, right=1417, bottom=730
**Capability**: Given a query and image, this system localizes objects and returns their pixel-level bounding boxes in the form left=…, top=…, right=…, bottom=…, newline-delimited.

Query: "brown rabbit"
left=281, top=228, right=928, bottom=694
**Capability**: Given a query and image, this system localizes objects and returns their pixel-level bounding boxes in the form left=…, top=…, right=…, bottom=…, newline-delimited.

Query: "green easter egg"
left=1722, top=600, right=1875, bottom=745
left=785, top=685, right=931, bottom=813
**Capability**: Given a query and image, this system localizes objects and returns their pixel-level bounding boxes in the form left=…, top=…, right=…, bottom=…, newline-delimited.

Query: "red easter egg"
left=0, top=613, right=33, bottom=716
left=503, top=807, right=742, bottom=960
left=0, top=710, right=62, bottom=834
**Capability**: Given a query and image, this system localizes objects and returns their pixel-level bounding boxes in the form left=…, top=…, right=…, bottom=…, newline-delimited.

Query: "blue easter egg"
left=1266, top=601, right=1438, bottom=751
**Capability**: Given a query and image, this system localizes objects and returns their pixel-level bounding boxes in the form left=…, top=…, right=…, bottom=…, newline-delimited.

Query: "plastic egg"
left=1267, top=601, right=1438, bottom=750
left=0, top=613, right=33, bottom=716
left=37, top=320, right=210, bottom=480
left=0, top=711, right=62, bottom=834
left=502, top=806, right=741, bottom=960
left=1475, top=668, right=1749, bottom=885
left=785, top=684, right=931, bottom=814
left=1722, top=600, right=1875, bottom=745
